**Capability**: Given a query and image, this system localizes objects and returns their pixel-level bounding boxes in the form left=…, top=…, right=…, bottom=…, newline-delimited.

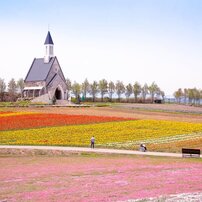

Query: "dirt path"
left=0, top=145, right=194, bottom=158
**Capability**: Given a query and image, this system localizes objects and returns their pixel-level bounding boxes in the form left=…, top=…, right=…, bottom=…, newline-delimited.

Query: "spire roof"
left=44, top=31, right=54, bottom=45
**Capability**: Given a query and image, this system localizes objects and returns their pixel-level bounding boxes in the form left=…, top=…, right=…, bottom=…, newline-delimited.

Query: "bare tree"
left=17, top=78, right=24, bottom=98
left=133, top=82, right=141, bottom=103
left=81, top=78, right=90, bottom=100
left=0, top=78, right=6, bottom=101
left=90, top=81, right=99, bottom=102
left=8, top=78, right=17, bottom=101
left=108, top=81, right=115, bottom=102
left=115, top=80, right=125, bottom=102
left=125, top=83, right=133, bottom=102
left=99, top=79, right=108, bottom=102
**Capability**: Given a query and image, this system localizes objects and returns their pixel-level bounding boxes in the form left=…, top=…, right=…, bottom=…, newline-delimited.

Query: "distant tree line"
left=66, top=78, right=165, bottom=103
left=174, top=88, right=202, bottom=106
left=0, top=77, right=164, bottom=103
left=0, top=78, right=24, bottom=102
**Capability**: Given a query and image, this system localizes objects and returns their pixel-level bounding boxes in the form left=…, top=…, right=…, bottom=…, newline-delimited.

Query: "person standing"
left=91, top=136, right=95, bottom=149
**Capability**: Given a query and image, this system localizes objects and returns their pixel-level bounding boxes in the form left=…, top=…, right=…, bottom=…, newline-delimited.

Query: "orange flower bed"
left=0, top=113, right=132, bottom=131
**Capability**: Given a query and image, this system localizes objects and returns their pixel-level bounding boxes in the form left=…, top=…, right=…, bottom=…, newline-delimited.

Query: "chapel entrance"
left=55, top=88, right=62, bottom=100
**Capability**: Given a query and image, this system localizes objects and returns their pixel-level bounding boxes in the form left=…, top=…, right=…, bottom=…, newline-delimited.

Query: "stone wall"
left=31, top=93, right=51, bottom=103
left=24, top=81, right=45, bottom=87
left=47, top=74, right=67, bottom=100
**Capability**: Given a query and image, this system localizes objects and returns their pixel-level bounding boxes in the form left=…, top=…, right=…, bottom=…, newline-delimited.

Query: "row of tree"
left=0, top=77, right=164, bottom=103
left=0, top=78, right=24, bottom=101
left=1, top=77, right=201, bottom=105
left=174, top=88, right=202, bottom=105
left=66, top=78, right=165, bottom=103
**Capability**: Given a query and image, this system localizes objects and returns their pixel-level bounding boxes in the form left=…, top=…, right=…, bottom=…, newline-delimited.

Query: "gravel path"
left=0, top=145, right=196, bottom=158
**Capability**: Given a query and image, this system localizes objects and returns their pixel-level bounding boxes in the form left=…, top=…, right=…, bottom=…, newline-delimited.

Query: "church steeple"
left=44, top=31, right=54, bottom=63
left=44, top=31, right=54, bottom=45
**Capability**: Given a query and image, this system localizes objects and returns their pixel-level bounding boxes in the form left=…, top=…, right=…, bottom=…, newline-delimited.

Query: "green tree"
left=174, top=87, right=201, bottom=106
left=133, top=82, right=141, bottom=103
left=115, top=80, right=125, bottom=102
left=193, top=88, right=200, bottom=105
left=81, top=78, right=90, bottom=100
left=71, top=82, right=81, bottom=104
left=108, top=81, right=115, bottom=102
left=200, top=89, right=202, bottom=104
left=183, top=88, right=188, bottom=104
left=90, top=81, right=99, bottom=102
left=174, top=88, right=183, bottom=104
left=0, top=78, right=6, bottom=101
left=125, top=83, right=133, bottom=102
left=66, top=78, right=72, bottom=100
left=99, top=79, right=108, bottom=102
left=148, top=82, right=159, bottom=103
left=17, top=78, right=24, bottom=98
left=141, top=83, right=148, bottom=103
left=188, top=88, right=194, bottom=104
left=8, top=78, right=17, bottom=101
left=160, top=90, right=165, bottom=102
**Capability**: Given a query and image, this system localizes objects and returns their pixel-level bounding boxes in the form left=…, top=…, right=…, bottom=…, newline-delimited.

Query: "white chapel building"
left=23, top=32, right=67, bottom=103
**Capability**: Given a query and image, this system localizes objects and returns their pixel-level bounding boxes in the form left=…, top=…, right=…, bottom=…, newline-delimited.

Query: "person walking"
left=90, top=136, right=95, bottom=149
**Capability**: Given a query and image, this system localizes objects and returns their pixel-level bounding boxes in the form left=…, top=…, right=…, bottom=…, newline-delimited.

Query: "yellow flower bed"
left=0, top=112, right=38, bottom=117
left=149, top=137, right=202, bottom=153
left=1, top=120, right=202, bottom=147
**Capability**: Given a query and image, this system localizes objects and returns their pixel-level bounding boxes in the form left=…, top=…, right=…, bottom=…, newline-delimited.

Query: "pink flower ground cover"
left=0, top=154, right=202, bottom=202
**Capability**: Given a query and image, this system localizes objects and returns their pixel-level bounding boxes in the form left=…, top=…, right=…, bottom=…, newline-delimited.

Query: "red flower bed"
left=0, top=113, right=132, bottom=131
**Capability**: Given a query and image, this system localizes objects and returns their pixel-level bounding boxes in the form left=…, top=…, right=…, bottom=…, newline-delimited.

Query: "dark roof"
left=44, top=31, right=54, bottom=45
left=25, top=57, right=55, bottom=82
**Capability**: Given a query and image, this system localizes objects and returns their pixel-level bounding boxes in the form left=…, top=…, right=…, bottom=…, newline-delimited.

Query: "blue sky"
left=0, top=0, right=202, bottom=95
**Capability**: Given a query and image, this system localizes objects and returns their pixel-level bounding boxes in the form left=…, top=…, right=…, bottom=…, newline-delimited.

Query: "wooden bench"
left=182, top=148, right=201, bottom=158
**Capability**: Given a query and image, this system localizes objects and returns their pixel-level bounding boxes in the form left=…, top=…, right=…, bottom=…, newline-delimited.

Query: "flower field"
left=0, top=112, right=131, bottom=131
left=0, top=111, right=13, bottom=115
left=0, top=111, right=202, bottom=152
left=1, top=108, right=202, bottom=202
left=0, top=154, right=202, bottom=202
